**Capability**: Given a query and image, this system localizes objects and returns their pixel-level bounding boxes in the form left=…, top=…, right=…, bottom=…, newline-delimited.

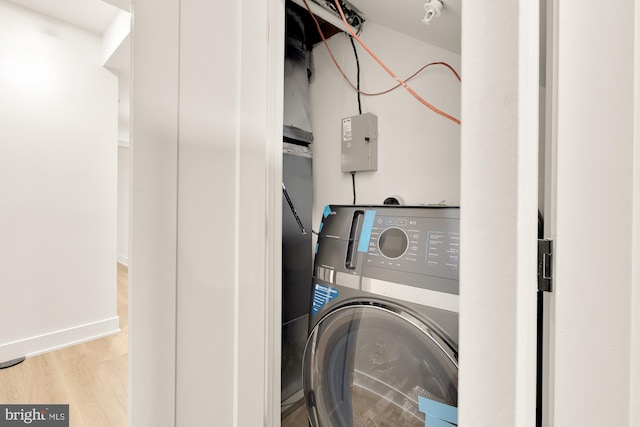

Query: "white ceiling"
left=349, top=0, right=461, bottom=54
left=5, top=0, right=461, bottom=53
left=4, top=0, right=461, bottom=146
left=3, top=0, right=465, bottom=88
left=5, top=0, right=123, bottom=34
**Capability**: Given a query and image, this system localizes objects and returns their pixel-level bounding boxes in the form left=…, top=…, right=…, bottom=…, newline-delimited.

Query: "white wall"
left=117, top=68, right=130, bottom=143
left=117, top=72, right=130, bottom=266
left=0, top=1, right=119, bottom=362
left=630, top=2, right=640, bottom=424
left=550, top=0, right=635, bottom=426
left=117, top=146, right=129, bottom=265
left=310, top=22, right=461, bottom=224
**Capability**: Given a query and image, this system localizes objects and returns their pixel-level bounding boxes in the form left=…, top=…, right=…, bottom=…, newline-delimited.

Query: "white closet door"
left=544, top=1, right=637, bottom=426
left=459, top=0, right=540, bottom=426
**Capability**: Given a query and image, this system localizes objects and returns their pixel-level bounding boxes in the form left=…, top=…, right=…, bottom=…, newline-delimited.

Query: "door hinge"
left=537, top=239, right=553, bottom=292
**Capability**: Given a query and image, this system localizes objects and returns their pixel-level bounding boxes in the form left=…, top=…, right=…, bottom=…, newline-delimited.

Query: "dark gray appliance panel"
left=281, top=150, right=313, bottom=404
left=282, top=152, right=313, bottom=323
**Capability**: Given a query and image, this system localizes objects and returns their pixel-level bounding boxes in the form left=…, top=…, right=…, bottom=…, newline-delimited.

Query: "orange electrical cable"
left=332, top=0, right=461, bottom=125
left=300, top=0, right=461, bottom=125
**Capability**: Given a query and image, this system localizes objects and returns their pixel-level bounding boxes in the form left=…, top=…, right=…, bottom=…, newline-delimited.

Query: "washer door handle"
left=345, top=210, right=364, bottom=270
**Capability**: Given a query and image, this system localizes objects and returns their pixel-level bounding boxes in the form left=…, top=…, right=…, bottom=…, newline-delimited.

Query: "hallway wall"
left=0, top=0, right=119, bottom=362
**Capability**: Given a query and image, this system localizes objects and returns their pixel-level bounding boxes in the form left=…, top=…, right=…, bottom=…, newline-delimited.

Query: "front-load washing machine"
left=303, top=205, right=459, bottom=427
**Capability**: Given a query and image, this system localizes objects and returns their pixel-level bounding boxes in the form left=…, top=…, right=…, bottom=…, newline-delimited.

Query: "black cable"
left=351, top=171, right=356, bottom=204
left=348, top=35, right=362, bottom=115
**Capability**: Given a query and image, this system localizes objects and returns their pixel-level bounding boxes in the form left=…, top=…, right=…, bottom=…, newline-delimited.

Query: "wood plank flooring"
left=0, top=263, right=128, bottom=427
left=282, top=400, right=309, bottom=427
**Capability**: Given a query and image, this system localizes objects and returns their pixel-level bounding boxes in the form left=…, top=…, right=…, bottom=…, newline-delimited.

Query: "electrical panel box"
left=341, top=113, right=378, bottom=172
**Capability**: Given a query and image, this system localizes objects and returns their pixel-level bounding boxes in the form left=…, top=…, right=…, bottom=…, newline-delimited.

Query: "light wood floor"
left=0, top=263, right=128, bottom=427
left=282, top=400, right=309, bottom=427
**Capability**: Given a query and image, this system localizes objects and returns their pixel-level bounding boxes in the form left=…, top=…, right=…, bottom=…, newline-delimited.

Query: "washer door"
left=303, top=305, right=457, bottom=427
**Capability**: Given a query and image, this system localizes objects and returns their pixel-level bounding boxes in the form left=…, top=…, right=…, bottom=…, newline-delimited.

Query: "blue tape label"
left=323, top=205, right=332, bottom=218
left=422, top=418, right=456, bottom=427
left=311, top=283, right=339, bottom=315
left=357, top=210, right=376, bottom=252
left=418, top=397, right=458, bottom=427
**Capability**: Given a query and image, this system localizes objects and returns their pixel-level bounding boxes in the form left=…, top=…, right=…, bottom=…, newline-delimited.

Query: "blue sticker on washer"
left=323, top=205, right=332, bottom=218
left=420, top=418, right=455, bottom=427
left=418, top=397, right=458, bottom=426
left=311, top=283, right=339, bottom=315
left=357, top=210, right=377, bottom=252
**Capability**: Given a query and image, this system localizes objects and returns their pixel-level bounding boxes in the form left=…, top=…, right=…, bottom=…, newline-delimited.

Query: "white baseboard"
left=0, top=317, right=120, bottom=363
left=117, top=254, right=129, bottom=266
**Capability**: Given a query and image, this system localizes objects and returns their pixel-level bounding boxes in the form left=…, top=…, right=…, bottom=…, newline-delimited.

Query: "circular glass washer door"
left=303, top=304, right=457, bottom=427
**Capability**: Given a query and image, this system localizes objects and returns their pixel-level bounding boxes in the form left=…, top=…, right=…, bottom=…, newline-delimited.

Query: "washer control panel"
left=314, top=205, right=460, bottom=294
left=362, top=211, right=460, bottom=282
